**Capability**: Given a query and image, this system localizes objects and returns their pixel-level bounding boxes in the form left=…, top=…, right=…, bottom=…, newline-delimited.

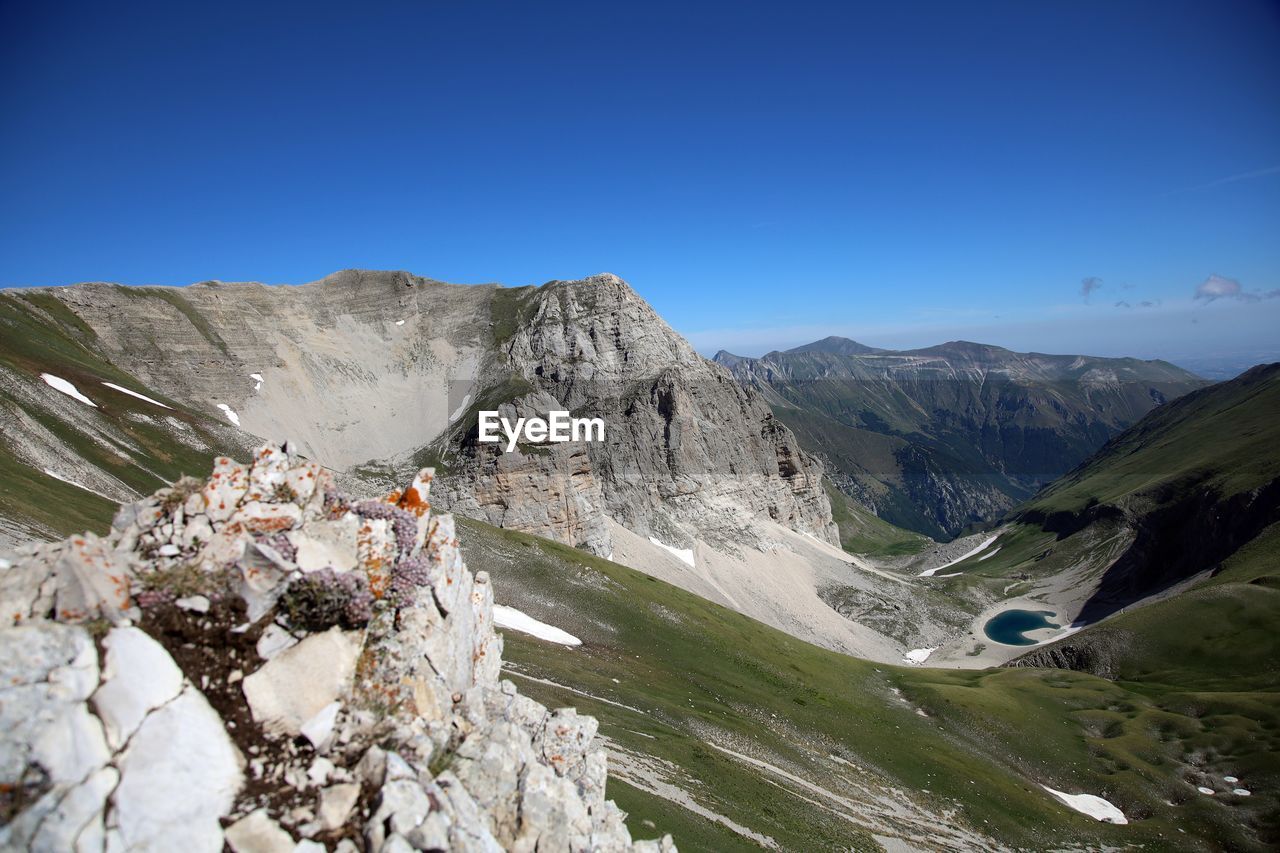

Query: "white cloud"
left=1195, top=274, right=1243, bottom=301
left=1194, top=274, right=1280, bottom=303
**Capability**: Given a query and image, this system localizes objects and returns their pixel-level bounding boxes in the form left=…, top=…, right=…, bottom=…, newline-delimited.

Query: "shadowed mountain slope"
left=714, top=337, right=1207, bottom=538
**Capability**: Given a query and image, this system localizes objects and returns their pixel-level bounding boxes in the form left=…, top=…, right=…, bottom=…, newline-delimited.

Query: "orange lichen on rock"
left=356, top=519, right=394, bottom=600
left=396, top=469, right=435, bottom=518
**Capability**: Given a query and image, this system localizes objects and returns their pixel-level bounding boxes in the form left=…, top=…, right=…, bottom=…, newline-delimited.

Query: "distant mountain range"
left=714, top=337, right=1208, bottom=538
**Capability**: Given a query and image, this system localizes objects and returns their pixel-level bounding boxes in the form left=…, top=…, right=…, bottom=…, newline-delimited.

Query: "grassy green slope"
left=458, top=516, right=1276, bottom=851
left=933, top=364, right=1280, bottom=596
left=1021, top=520, right=1280, bottom=689
left=1025, top=362, right=1280, bottom=515
left=996, top=520, right=1280, bottom=845
left=823, top=479, right=932, bottom=557
left=0, top=291, right=247, bottom=540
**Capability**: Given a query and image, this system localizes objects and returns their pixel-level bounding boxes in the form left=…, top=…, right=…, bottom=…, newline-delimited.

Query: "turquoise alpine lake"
left=983, top=609, right=1061, bottom=646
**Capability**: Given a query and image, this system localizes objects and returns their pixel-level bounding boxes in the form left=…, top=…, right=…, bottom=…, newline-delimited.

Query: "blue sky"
left=2, top=0, right=1278, bottom=362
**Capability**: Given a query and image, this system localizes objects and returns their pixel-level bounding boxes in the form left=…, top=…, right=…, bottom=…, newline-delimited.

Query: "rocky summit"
left=0, top=444, right=674, bottom=852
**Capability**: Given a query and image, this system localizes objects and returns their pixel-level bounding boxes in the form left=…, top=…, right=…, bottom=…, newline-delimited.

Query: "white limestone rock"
left=0, top=543, right=60, bottom=625
left=537, top=707, right=598, bottom=779
left=366, top=779, right=431, bottom=848
left=245, top=444, right=291, bottom=502
left=91, top=626, right=184, bottom=749
left=317, top=782, right=361, bottom=831
left=232, top=501, right=302, bottom=536
left=202, top=457, right=249, bottom=523
left=109, top=686, right=244, bottom=853
left=237, top=543, right=293, bottom=621
left=53, top=533, right=134, bottom=623
left=288, top=515, right=359, bottom=573
left=224, top=808, right=296, bottom=853
left=242, top=627, right=361, bottom=737
left=0, top=622, right=108, bottom=786
left=300, top=700, right=342, bottom=752
left=181, top=512, right=214, bottom=550
left=284, top=461, right=323, bottom=506
left=0, top=445, right=674, bottom=853
left=256, top=623, right=299, bottom=660
left=2, top=764, right=119, bottom=852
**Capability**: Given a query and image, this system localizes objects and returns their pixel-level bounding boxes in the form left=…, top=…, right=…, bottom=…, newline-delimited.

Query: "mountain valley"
left=715, top=337, right=1207, bottom=538
left=1, top=270, right=1277, bottom=851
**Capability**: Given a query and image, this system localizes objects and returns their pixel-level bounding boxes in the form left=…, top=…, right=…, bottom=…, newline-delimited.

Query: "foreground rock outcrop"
left=0, top=444, right=674, bottom=852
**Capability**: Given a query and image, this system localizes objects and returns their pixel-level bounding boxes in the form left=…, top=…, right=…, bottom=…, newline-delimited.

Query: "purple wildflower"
left=388, top=555, right=432, bottom=606
left=354, top=500, right=418, bottom=560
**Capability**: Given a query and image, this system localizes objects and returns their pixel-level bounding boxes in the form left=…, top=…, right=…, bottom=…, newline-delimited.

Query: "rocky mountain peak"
left=445, top=273, right=838, bottom=552
left=782, top=336, right=884, bottom=356
left=0, top=444, right=674, bottom=852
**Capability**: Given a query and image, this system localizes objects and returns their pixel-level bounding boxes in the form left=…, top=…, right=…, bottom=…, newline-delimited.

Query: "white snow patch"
left=1197, top=786, right=1215, bottom=795
left=1041, top=786, right=1127, bottom=824
left=395, top=319, right=405, bottom=326
left=42, top=468, right=116, bottom=501
left=249, top=373, right=264, bottom=391
left=903, top=648, right=936, bottom=665
left=1233, top=788, right=1251, bottom=796
left=977, top=547, right=1001, bottom=562
left=648, top=536, right=695, bottom=568
left=1224, top=775, right=1239, bottom=783
left=918, top=534, right=1000, bottom=577
left=216, top=404, right=241, bottom=427
left=934, top=572, right=962, bottom=578
left=448, top=394, right=472, bottom=423
left=101, top=382, right=172, bottom=409
left=493, top=605, right=581, bottom=646
left=40, top=373, right=96, bottom=407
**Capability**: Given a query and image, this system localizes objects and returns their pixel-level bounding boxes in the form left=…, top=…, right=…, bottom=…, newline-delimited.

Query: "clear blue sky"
left=2, top=1, right=1278, bottom=362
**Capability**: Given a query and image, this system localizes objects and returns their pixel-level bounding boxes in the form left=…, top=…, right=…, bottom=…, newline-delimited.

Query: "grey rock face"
left=50, top=271, right=494, bottom=470
left=0, top=444, right=673, bottom=852
left=438, top=274, right=838, bottom=553
left=2, top=270, right=834, bottom=560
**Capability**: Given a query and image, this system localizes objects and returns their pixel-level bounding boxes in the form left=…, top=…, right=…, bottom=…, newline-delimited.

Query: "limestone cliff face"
left=436, top=274, right=838, bottom=554
left=1, top=270, right=835, bottom=560
left=51, top=270, right=492, bottom=469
